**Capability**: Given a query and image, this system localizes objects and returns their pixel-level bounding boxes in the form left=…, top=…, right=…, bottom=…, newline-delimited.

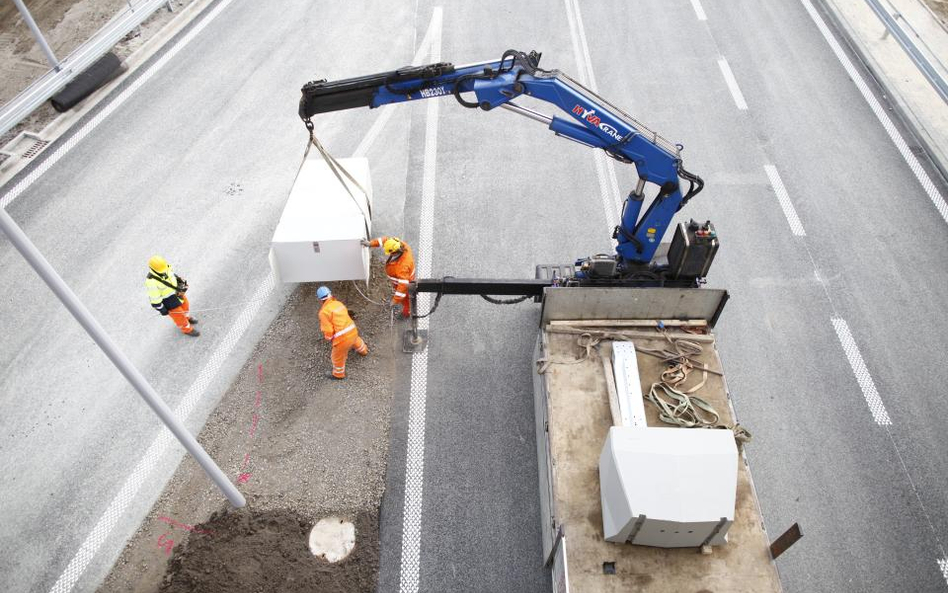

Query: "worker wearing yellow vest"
left=361, top=236, right=415, bottom=318
left=317, top=286, right=368, bottom=379
left=145, top=255, right=199, bottom=336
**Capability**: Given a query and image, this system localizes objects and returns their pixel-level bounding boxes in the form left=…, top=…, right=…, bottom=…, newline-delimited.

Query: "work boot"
left=188, top=317, right=199, bottom=324
left=325, top=372, right=345, bottom=381
left=185, top=329, right=201, bottom=337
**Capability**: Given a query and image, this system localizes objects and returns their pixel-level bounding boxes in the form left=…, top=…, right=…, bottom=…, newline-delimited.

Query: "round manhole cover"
left=308, top=516, right=355, bottom=562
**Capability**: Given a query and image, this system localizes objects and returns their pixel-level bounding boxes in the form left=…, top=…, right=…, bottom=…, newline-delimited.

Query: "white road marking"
left=717, top=58, right=749, bottom=110
left=689, top=0, right=708, bottom=21
left=1, top=0, right=237, bottom=211
left=830, top=318, right=891, bottom=426
left=798, top=0, right=948, bottom=225
left=764, top=165, right=806, bottom=236
left=938, top=557, right=948, bottom=585
left=398, top=9, right=441, bottom=593
left=564, top=0, right=620, bottom=230
left=50, top=272, right=275, bottom=593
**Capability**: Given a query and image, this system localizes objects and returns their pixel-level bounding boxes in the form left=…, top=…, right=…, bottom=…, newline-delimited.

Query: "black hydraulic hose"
left=677, top=163, right=705, bottom=210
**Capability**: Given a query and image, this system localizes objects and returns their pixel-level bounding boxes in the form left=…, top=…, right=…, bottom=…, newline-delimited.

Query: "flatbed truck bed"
left=532, top=287, right=782, bottom=592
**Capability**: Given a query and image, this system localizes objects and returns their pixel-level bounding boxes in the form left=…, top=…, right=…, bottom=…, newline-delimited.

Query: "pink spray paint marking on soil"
left=237, top=472, right=252, bottom=484
left=254, top=390, right=262, bottom=408
left=157, top=533, right=174, bottom=555
left=249, top=413, right=259, bottom=437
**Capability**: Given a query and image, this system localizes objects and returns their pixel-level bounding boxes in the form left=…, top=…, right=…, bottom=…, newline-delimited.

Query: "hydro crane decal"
left=572, top=105, right=624, bottom=142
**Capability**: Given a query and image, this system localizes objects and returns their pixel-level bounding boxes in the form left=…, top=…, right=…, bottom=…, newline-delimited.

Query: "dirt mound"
left=159, top=508, right=378, bottom=593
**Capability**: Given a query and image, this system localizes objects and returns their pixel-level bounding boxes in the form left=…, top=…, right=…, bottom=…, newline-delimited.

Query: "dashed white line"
left=717, top=58, right=749, bottom=110
left=938, top=557, right=948, bottom=585
left=798, top=0, right=948, bottom=225
left=764, top=165, right=806, bottom=236
left=1, top=0, right=237, bottom=211
left=398, top=9, right=441, bottom=593
left=689, top=0, right=708, bottom=21
left=831, top=318, right=891, bottom=426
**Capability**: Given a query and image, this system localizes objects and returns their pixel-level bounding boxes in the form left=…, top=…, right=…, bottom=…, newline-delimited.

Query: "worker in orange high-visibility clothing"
left=145, top=255, right=199, bottom=336
left=317, top=286, right=368, bottom=380
left=361, top=236, right=415, bottom=318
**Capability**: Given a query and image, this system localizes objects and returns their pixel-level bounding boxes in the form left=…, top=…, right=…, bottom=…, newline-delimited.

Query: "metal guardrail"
left=865, top=0, right=948, bottom=105
left=0, top=0, right=171, bottom=139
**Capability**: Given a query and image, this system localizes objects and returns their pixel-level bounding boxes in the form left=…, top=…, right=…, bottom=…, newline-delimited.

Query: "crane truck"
left=299, top=49, right=789, bottom=592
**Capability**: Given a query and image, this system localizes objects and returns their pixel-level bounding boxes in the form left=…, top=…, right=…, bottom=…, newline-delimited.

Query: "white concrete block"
left=599, top=426, right=738, bottom=548
left=269, top=155, right=372, bottom=283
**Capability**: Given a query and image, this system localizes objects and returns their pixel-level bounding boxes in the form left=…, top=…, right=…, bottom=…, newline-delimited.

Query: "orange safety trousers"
left=331, top=330, right=368, bottom=378
left=391, top=284, right=411, bottom=318
left=168, top=295, right=194, bottom=334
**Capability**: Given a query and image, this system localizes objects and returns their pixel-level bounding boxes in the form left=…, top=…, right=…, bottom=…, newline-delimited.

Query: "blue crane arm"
left=300, top=50, right=704, bottom=265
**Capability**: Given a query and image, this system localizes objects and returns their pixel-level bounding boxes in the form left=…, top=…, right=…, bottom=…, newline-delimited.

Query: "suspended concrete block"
left=269, top=155, right=372, bottom=284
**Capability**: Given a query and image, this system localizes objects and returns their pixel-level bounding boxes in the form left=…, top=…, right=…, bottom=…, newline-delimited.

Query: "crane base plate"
left=402, top=329, right=428, bottom=353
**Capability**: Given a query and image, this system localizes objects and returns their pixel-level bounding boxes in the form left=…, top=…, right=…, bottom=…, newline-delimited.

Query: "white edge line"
left=830, top=317, right=892, bottom=426
left=717, top=57, right=749, bottom=110
left=397, top=9, right=441, bottom=593
left=690, top=0, right=708, bottom=21
left=798, top=0, right=948, bottom=224
left=764, top=165, right=806, bottom=236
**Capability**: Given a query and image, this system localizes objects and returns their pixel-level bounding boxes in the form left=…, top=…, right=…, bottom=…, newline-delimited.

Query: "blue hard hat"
left=316, top=286, right=331, bottom=300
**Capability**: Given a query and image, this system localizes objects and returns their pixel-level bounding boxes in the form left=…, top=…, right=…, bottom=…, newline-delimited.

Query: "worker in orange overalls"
left=145, top=255, right=199, bottom=337
left=317, top=286, right=368, bottom=380
left=361, top=236, right=415, bottom=318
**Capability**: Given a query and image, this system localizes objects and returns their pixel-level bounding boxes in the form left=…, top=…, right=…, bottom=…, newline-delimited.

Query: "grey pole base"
left=402, top=329, right=428, bottom=353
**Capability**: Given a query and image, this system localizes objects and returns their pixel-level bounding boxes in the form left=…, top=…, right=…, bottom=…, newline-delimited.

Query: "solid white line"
left=690, top=0, right=708, bottom=21
left=564, top=0, right=620, bottom=230
left=50, top=272, right=275, bottom=593
left=764, top=165, right=806, bottom=236
left=1, top=0, right=236, bottom=211
left=718, top=58, right=749, bottom=110
left=398, top=10, right=441, bottom=593
left=798, top=0, right=948, bottom=225
left=830, top=318, right=891, bottom=426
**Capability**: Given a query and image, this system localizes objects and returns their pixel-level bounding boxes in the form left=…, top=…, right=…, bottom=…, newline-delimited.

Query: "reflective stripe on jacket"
left=319, top=297, right=356, bottom=342
left=145, top=266, right=181, bottom=310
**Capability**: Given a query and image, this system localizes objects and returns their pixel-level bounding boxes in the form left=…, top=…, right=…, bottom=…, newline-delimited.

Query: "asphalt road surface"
left=1, top=0, right=947, bottom=592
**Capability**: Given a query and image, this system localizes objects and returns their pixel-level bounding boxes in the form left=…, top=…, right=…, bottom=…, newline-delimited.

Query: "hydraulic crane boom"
left=300, top=49, right=707, bottom=271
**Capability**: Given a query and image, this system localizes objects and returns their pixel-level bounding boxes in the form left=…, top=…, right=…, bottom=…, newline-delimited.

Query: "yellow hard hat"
left=148, top=255, right=169, bottom=273
left=383, top=238, right=402, bottom=255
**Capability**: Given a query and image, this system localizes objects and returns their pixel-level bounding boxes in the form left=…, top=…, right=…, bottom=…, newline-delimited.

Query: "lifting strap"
left=302, top=120, right=372, bottom=236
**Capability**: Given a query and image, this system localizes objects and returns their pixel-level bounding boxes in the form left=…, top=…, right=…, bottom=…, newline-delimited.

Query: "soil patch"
left=927, top=0, right=948, bottom=25
left=99, top=259, right=398, bottom=593
left=159, top=508, right=379, bottom=593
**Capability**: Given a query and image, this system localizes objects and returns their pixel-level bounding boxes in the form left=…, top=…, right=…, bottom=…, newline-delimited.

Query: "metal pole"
left=11, top=0, right=62, bottom=72
left=0, top=207, right=245, bottom=508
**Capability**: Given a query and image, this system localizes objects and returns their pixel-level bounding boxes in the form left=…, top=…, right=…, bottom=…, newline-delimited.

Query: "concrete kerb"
left=0, top=0, right=219, bottom=191
left=816, top=0, right=948, bottom=185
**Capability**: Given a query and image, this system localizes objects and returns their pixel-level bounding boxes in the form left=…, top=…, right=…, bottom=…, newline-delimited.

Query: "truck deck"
left=533, top=287, right=782, bottom=592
